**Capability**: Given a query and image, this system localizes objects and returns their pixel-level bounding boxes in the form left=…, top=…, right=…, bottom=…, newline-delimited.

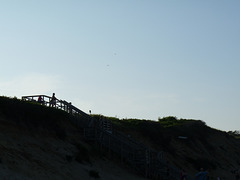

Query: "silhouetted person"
left=49, top=93, right=57, bottom=107
left=68, top=102, right=72, bottom=114
left=37, top=95, right=44, bottom=104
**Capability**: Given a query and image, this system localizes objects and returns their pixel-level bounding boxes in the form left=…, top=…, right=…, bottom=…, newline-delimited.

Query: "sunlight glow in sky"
left=1, top=1, right=240, bottom=131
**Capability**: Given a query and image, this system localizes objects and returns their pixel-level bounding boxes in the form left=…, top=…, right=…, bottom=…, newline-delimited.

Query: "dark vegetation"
left=0, top=96, right=69, bottom=122
left=97, top=115, right=217, bottom=149
left=0, top=96, right=70, bottom=139
left=92, top=114, right=237, bottom=153
left=228, top=130, right=240, bottom=139
left=92, top=114, right=240, bottom=176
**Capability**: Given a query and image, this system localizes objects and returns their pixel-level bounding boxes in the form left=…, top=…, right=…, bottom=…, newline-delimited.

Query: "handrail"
left=22, top=95, right=58, bottom=107
left=22, top=94, right=91, bottom=122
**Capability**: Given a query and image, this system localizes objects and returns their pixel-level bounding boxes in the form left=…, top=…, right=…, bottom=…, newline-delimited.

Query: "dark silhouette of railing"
left=22, top=94, right=93, bottom=127
left=22, top=94, right=194, bottom=180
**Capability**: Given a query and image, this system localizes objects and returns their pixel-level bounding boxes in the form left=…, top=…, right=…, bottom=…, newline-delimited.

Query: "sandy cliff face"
left=168, top=129, right=240, bottom=179
left=117, top=120, right=240, bottom=179
left=0, top=118, right=146, bottom=180
left=164, top=133, right=240, bottom=179
left=1, top=97, right=239, bottom=180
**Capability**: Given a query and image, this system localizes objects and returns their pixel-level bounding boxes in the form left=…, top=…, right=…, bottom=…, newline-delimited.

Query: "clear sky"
left=1, top=1, right=240, bottom=131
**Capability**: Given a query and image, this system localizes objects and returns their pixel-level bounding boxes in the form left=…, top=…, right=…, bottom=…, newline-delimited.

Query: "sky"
left=0, top=0, right=240, bottom=131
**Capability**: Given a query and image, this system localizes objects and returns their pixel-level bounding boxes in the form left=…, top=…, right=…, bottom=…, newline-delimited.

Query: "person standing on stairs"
left=49, top=93, right=57, bottom=107
left=37, top=95, right=44, bottom=105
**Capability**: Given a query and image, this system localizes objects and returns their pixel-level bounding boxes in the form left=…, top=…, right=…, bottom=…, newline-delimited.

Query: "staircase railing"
left=22, top=95, right=92, bottom=127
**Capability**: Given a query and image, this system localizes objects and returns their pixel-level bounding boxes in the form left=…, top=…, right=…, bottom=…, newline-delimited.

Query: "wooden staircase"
left=22, top=94, right=194, bottom=180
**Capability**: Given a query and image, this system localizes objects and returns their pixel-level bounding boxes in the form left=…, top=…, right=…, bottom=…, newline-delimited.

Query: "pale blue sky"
left=1, top=1, right=240, bottom=131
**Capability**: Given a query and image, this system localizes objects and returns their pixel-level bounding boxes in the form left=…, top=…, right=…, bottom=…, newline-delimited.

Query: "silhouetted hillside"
left=1, top=96, right=240, bottom=179
left=0, top=96, right=147, bottom=180
left=91, top=115, right=240, bottom=179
